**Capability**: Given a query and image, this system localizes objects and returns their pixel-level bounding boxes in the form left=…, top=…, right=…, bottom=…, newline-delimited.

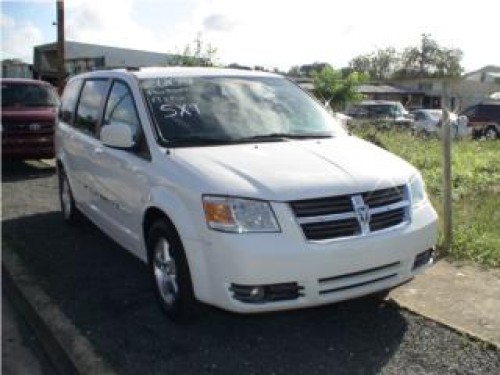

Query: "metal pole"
left=441, top=81, right=452, bottom=255
left=56, top=0, right=65, bottom=94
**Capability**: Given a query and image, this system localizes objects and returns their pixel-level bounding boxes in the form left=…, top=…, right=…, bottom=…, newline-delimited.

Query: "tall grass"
left=352, top=126, right=500, bottom=267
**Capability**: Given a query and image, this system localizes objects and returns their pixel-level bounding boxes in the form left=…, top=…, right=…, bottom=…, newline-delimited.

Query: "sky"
left=1, top=0, right=498, bottom=73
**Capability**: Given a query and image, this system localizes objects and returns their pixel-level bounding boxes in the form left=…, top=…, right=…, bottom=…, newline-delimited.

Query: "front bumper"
left=187, top=200, right=438, bottom=313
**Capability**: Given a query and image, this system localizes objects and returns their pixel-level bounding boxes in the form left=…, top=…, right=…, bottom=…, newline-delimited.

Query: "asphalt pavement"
left=2, top=160, right=500, bottom=374
left=2, top=293, right=56, bottom=375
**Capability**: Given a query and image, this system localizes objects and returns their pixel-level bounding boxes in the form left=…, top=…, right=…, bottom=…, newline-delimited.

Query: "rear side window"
left=60, top=79, right=82, bottom=123
left=480, top=105, right=500, bottom=119
left=74, top=79, right=109, bottom=136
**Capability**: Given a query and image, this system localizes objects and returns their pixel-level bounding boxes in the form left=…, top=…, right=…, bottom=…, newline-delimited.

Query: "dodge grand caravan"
left=55, top=68, right=438, bottom=321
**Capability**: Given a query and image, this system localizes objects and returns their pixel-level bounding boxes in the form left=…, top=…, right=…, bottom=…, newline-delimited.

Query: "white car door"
left=59, top=78, right=110, bottom=211
left=90, top=80, right=151, bottom=256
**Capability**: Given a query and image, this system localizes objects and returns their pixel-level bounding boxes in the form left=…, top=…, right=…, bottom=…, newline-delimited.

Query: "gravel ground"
left=2, top=160, right=500, bottom=375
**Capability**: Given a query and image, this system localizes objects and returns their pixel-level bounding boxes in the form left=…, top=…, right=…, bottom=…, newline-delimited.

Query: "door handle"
left=94, top=147, right=104, bottom=155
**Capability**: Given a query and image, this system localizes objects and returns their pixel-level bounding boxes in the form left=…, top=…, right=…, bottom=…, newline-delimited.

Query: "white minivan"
left=56, top=68, right=438, bottom=321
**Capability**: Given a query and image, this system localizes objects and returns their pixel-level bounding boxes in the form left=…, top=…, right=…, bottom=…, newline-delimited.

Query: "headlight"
left=409, top=174, right=427, bottom=206
left=202, top=196, right=280, bottom=233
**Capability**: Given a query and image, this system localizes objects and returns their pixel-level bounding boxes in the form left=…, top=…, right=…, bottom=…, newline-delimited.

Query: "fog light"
left=250, top=286, right=264, bottom=298
left=413, top=248, right=434, bottom=270
left=230, top=283, right=303, bottom=304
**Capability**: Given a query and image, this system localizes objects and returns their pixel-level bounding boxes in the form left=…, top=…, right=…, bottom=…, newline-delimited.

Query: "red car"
left=1, top=78, right=60, bottom=159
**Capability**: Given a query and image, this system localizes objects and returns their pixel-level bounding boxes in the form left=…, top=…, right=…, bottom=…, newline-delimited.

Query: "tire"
left=58, top=168, right=80, bottom=224
left=484, top=126, right=499, bottom=140
left=365, top=289, right=390, bottom=304
left=146, top=219, right=197, bottom=322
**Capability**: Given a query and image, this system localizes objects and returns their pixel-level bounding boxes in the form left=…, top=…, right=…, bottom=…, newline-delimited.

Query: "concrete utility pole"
left=441, top=82, right=452, bottom=255
left=56, top=0, right=65, bottom=94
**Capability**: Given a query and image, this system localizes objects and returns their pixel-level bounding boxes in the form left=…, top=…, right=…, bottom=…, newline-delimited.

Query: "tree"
left=397, top=34, right=463, bottom=77
left=349, top=35, right=464, bottom=79
left=312, top=66, right=368, bottom=110
left=349, top=48, right=398, bottom=80
left=288, top=65, right=302, bottom=76
left=168, top=34, right=218, bottom=67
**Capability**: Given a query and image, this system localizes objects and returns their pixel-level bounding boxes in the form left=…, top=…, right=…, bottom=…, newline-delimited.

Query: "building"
left=1, top=59, right=33, bottom=78
left=390, top=75, right=500, bottom=111
left=463, top=65, right=500, bottom=84
left=33, top=41, right=180, bottom=85
left=356, top=84, right=424, bottom=109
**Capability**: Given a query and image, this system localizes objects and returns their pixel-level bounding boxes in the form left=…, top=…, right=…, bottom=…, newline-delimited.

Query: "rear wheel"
left=147, top=219, right=197, bottom=322
left=58, top=169, right=80, bottom=224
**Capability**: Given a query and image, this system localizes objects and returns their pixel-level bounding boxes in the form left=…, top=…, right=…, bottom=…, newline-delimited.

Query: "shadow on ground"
left=3, top=210, right=408, bottom=375
left=2, top=160, right=56, bottom=183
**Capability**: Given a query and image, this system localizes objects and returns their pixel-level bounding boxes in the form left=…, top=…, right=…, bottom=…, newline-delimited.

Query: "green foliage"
left=168, top=34, right=218, bottom=67
left=349, top=47, right=398, bottom=80
left=312, top=67, right=368, bottom=110
left=349, top=34, right=464, bottom=79
left=352, top=126, right=500, bottom=267
left=398, top=34, right=463, bottom=77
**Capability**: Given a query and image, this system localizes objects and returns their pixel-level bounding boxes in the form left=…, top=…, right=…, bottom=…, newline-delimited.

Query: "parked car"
left=1, top=78, right=60, bottom=159
left=459, top=101, right=500, bottom=139
left=346, top=100, right=413, bottom=128
left=56, top=68, right=437, bottom=321
left=412, top=109, right=470, bottom=139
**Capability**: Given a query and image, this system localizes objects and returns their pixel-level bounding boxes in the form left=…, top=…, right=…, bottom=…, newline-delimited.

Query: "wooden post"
left=56, top=0, right=65, bottom=94
left=441, top=82, right=452, bottom=255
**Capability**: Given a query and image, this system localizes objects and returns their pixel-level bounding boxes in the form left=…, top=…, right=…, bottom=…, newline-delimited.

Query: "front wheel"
left=147, top=219, right=197, bottom=322
left=484, top=126, right=499, bottom=140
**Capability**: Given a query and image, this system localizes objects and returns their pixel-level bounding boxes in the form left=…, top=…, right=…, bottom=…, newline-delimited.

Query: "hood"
left=171, top=136, right=416, bottom=201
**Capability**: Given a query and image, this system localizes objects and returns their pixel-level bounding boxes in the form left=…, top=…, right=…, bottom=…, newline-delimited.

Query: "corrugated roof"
left=357, top=84, right=423, bottom=94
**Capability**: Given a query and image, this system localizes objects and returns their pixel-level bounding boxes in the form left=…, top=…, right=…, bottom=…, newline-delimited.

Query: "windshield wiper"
left=240, top=132, right=334, bottom=142
left=165, top=136, right=240, bottom=147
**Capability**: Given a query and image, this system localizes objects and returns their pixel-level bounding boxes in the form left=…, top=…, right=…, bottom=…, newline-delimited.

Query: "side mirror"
left=100, top=121, right=136, bottom=149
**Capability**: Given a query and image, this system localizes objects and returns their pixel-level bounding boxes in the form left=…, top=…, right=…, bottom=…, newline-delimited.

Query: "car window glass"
left=482, top=105, right=500, bottom=119
left=103, top=81, right=140, bottom=141
left=414, top=112, right=424, bottom=121
left=2, top=82, right=59, bottom=108
left=74, top=79, right=108, bottom=136
left=141, top=76, right=345, bottom=144
left=461, top=106, right=477, bottom=118
left=60, top=79, right=82, bottom=123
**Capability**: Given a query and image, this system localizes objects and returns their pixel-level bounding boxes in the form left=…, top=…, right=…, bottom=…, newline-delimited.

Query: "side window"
left=74, top=79, right=109, bottom=136
left=461, top=106, right=477, bottom=118
left=102, top=81, right=150, bottom=159
left=481, top=105, right=500, bottom=119
left=102, top=81, right=140, bottom=141
left=59, top=79, right=82, bottom=124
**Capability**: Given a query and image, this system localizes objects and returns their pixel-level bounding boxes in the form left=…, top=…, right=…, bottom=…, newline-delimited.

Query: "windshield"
left=367, top=103, right=408, bottom=117
left=1, top=82, right=59, bottom=108
left=141, top=76, right=346, bottom=146
left=426, top=110, right=443, bottom=121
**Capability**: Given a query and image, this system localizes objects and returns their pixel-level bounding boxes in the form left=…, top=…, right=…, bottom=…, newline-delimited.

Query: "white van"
left=56, top=68, right=438, bottom=321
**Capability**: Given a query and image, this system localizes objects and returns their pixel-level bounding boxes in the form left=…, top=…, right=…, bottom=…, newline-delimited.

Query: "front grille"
left=370, top=208, right=405, bottom=232
left=290, top=195, right=352, bottom=217
left=2, top=121, right=54, bottom=134
left=301, top=218, right=360, bottom=241
left=363, top=186, right=404, bottom=208
left=290, top=185, right=409, bottom=241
